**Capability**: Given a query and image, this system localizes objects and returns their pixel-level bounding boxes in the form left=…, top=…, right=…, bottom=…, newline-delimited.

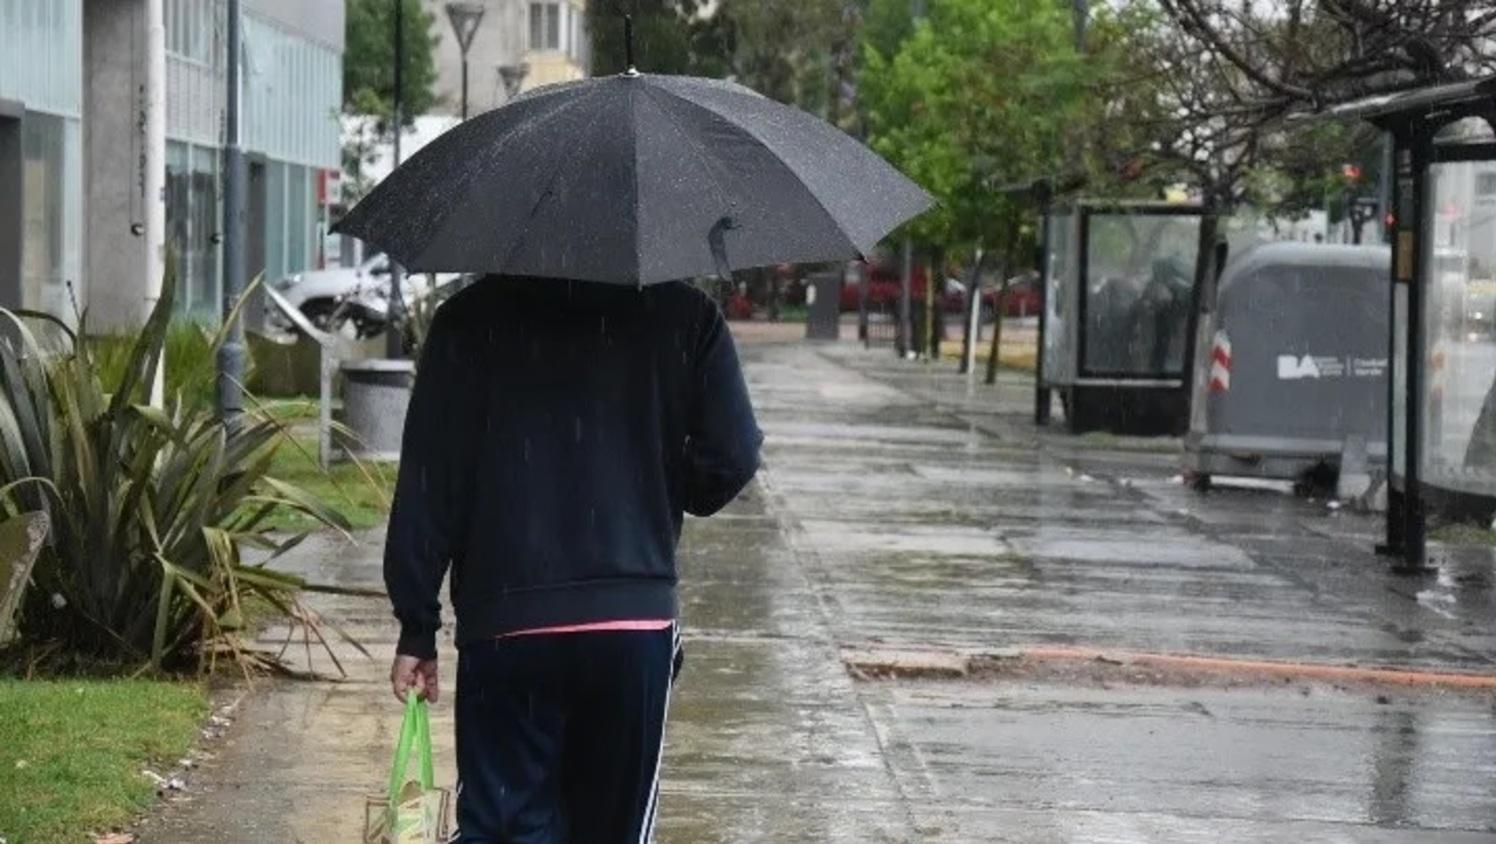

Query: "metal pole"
left=957, top=245, right=981, bottom=374
left=923, top=255, right=935, bottom=360
left=899, top=237, right=913, bottom=358
left=1401, top=132, right=1429, bottom=571
left=856, top=261, right=869, bottom=346
left=962, top=247, right=984, bottom=383
left=387, top=0, right=406, bottom=358
left=218, top=0, right=247, bottom=423
left=1378, top=132, right=1394, bottom=244
left=1381, top=134, right=1409, bottom=560
left=145, top=0, right=166, bottom=407
left=446, top=3, right=485, bottom=120
left=1034, top=199, right=1053, bottom=424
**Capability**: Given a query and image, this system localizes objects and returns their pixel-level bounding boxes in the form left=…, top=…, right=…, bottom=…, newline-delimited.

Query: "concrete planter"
left=339, top=359, right=415, bottom=461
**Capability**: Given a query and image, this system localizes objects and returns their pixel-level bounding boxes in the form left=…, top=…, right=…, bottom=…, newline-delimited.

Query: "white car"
left=269, top=254, right=463, bottom=338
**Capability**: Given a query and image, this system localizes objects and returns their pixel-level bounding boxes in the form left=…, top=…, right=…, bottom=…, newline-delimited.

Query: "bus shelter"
left=1037, top=201, right=1208, bottom=435
left=1320, top=77, right=1496, bottom=571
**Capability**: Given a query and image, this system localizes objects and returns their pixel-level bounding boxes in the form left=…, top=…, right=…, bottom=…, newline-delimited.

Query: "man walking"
left=385, top=275, right=762, bottom=842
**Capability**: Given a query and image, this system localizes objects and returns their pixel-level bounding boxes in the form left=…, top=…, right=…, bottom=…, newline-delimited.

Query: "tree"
left=342, top=0, right=441, bottom=204
left=713, top=0, right=847, bottom=115
left=344, top=0, right=441, bottom=123
left=862, top=0, right=916, bottom=61
left=1134, top=1, right=1496, bottom=204
left=860, top=0, right=1101, bottom=251
left=586, top=0, right=719, bottom=77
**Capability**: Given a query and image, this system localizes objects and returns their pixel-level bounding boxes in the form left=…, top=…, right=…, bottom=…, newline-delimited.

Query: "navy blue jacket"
left=385, top=276, right=762, bottom=659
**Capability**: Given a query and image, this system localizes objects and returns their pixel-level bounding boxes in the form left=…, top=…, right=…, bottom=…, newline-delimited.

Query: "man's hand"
left=391, top=654, right=440, bottom=703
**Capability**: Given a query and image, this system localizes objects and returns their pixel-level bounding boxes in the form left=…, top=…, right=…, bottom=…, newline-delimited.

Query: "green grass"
left=774, top=305, right=810, bottom=323
left=1431, top=523, right=1496, bottom=546
left=257, top=397, right=320, bottom=423
left=264, top=436, right=394, bottom=533
left=0, top=680, right=207, bottom=843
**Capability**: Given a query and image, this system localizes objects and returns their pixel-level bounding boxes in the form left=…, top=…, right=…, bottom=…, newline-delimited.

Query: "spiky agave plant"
left=0, top=262, right=365, bottom=671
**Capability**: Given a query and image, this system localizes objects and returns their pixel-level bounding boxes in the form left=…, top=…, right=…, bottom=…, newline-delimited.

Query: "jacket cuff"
left=397, top=626, right=438, bottom=660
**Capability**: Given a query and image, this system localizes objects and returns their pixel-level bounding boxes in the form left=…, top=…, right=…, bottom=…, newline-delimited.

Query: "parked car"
left=269, top=253, right=463, bottom=338
left=838, top=264, right=963, bottom=313
left=985, top=274, right=1042, bottom=319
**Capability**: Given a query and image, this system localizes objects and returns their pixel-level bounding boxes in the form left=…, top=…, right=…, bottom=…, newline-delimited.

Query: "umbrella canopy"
left=333, top=72, right=932, bottom=286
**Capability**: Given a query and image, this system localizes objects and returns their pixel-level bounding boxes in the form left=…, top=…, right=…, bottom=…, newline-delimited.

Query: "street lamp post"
left=445, top=2, right=486, bottom=120
left=387, top=0, right=406, bottom=358
left=498, top=62, right=530, bottom=102
left=219, top=0, right=247, bottom=422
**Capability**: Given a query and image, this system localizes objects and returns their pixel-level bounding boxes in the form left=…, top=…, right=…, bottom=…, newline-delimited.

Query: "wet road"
left=149, top=336, right=1496, bottom=842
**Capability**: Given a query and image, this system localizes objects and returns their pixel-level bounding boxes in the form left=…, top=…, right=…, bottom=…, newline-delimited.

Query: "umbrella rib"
left=643, top=84, right=862, bottom=257
left=478, top=86, right=616, bottom=277
left=639, top=86, right=737, bottom=216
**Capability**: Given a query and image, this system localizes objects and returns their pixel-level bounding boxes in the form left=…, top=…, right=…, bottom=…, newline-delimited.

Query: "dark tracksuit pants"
left=452, top=626, right=682, bottom=843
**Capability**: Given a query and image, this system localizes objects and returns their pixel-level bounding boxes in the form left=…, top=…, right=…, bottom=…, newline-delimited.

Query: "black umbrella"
left=334, top=38, right=931, bottom=286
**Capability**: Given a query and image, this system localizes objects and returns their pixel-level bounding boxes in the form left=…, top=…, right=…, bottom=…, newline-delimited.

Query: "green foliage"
left=0, top=267, right=357, bottom=670
left=263, top=436, right=393, bottom=534
left=0, top=679, right=206, bottom=843
left=344, top=0, right=441, bottom=124
left=862, top=0, right=917, bottom=61
left=1247, top=122, right=1384, bottom=222
left=860, top=0, right=1098, bottom=252
left=588, top=0, right=849, bottom=118
left=714, top=0, right=846, bottom=114
left=91, top=321, right=239, bottom=413
left=587, top=1, right=716, bottom=76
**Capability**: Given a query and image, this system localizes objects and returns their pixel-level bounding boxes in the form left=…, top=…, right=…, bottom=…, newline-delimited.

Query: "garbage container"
left=340, top=359, right=415, bottom=461
left=804, top=270, right=842, bottom=340
left=1184, top=242, right=1389, bottom=483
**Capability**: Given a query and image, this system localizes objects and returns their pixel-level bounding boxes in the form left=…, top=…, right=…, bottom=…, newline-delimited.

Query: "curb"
left=843, top=644, right=1496, bottom=691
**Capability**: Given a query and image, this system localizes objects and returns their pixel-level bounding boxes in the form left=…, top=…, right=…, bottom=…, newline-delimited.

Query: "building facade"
left=0, top=0, right=342, bottom=329
left=423, top=0, right=588, bottom=117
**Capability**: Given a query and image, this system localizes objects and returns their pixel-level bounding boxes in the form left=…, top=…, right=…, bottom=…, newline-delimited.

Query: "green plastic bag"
left=364, top=695, right=452, bottom=843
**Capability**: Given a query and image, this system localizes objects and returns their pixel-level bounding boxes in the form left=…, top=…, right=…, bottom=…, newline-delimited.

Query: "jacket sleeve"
left=684, top=302, right=763, bottom=517
left=384, top=307, right=475, bottom=659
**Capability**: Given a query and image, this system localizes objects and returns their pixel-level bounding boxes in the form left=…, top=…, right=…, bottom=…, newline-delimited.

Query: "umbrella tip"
left=622, top=14, right=639, bottom=77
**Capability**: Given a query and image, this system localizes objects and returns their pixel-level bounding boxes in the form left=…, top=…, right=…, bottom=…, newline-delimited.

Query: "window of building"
left=265, top=161, right=287, bottom=284
left=1477, top=172, right=1496, bottom=197
left=529, top=3, right=561, bottom=51
left=286, top=164, right=311, bottom=276
left=166, top=0, right=216, bottom=64
left=164, top=141, right=221, bottom=317
left=20, top=113, right=67, bottom=311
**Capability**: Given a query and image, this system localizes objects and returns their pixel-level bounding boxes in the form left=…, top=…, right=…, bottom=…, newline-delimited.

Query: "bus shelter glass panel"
left=1042, top=212, right=1073, bottom=383
left=1421, top=153, right=1496, bottom=498
left=1082, top=213, right=1201, bottom=376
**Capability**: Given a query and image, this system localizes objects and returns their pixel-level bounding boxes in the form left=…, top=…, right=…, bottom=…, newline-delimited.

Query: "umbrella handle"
left=709, top=216, right=737, bottom=281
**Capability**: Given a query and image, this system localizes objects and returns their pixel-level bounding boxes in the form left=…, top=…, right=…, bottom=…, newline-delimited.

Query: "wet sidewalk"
left=147, top=335, right=1496, bottom=842
left=146, top=475, right=916, bottom=841
left=747, top=340, right=1496, bottom=841
left=756, top=341, right=1496, bottom=670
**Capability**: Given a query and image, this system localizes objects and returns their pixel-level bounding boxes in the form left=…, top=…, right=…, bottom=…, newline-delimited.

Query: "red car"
left=839, top=264, right=964, bottom=313
left=986, top=276, right=1042, bottom=319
